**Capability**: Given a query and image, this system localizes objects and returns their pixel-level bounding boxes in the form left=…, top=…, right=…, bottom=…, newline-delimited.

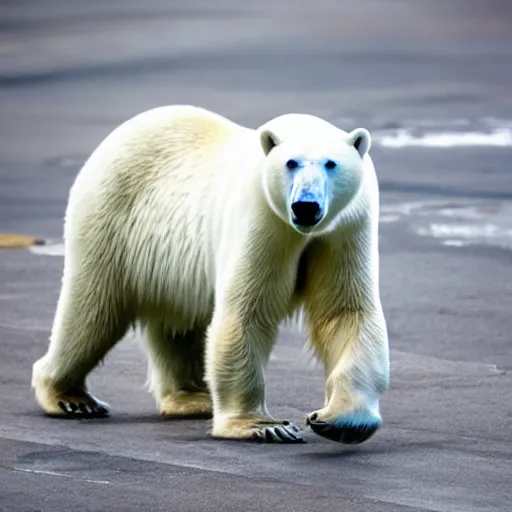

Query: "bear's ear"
left=347, top=127, right=371, bottom=158
left=260, top=129, right=281, bottom=156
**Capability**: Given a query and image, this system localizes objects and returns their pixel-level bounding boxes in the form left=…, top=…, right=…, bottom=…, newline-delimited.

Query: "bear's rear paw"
left=306, top=409, right=381, bottom=444
left=159, top=391, right=212, bottom=418
left=213, top=418, right=306, bottom=444
left=54, top=392, right=110, bottom=419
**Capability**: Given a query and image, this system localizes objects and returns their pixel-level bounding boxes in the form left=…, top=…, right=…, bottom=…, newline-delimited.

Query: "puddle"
left=378, top=128, right=512, bottom=148
left=331, top=115, right=512, bottom=149
left=380, top=199, right=512, bottom=250
left=29, top=242, right=64, bottom=256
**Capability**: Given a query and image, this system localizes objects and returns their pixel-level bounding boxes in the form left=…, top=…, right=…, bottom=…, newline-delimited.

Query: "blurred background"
left=1, top=1, right=512, bottom=240
left=1, top=2, right=511, bottom=512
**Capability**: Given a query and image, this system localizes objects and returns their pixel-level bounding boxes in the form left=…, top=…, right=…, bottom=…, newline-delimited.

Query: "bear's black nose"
left=291, top=201, right=322, bottom=227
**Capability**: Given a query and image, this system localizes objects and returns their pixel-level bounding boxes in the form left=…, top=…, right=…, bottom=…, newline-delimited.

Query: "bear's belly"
left=125, top=241, right=215, bottom=331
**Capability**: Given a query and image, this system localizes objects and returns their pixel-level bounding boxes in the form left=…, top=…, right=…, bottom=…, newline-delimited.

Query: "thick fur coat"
left=32, top=105, right=389, bottom=444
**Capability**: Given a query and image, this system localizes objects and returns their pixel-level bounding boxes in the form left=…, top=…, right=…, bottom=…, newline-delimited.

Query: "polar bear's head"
left=258, top=114, right=371, bottom=235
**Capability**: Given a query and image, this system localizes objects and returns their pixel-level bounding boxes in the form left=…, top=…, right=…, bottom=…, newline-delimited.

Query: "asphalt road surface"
left=1, top=1, right=512, bottom=511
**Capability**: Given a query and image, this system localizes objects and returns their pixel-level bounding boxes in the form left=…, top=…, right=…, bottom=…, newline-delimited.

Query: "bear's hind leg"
left=32, top=271, right=131, bottom=418
left=144, top=323, right=212, bottom=418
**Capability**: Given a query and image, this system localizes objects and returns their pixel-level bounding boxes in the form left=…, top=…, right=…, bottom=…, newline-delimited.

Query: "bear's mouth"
left=291, top=223, right=317, bottom=234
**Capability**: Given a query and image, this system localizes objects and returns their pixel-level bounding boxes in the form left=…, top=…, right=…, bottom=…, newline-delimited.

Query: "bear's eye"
left=324, top=160, right=337, bottom=170
left=286, top=159, right=299, bottom=170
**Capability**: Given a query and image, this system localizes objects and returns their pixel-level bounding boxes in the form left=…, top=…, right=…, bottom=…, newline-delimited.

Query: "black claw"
left=249, top=422, right=306, bottom=444
left=272, top=427, right=282, bottom=442
left=252, top=430, right=264, bottom=442
left=280, top=427, right=297, bottom=439
left=260, top=423, right=305, bottom=444
left=264, top=427, right=277, bottom=442
left=55, top=396, right=110, bottom=419
left=285, top=426, right=302, bottom=440
left=288, top=423, right=301, bottom=433
left=288, top=427, right=306, bottom=443
left=274, top=426, right=293, bottom=443
left=282, top=425, right=303, bottom=443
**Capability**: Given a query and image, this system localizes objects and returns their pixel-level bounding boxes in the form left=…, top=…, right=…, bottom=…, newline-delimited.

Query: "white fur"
left=32, top=105, right=389, bottom=442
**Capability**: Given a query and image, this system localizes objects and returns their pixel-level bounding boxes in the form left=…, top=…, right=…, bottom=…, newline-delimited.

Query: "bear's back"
left=66, top=106, right=261, bottom=329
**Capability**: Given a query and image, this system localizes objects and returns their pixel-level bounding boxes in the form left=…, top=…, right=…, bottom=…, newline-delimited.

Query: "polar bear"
left=31, top=105, right=389, bottom=444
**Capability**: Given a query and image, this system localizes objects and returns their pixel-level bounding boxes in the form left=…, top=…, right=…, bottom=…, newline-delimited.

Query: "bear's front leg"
left=206, top=309, right=305, bottom=443
left=302, top=228, right=390, bottom=444
left=306, top=308, right=389, bottom=444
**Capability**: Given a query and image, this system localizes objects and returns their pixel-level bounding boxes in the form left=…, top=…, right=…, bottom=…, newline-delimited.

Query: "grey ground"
left=1, top=1, right=512, bottom=511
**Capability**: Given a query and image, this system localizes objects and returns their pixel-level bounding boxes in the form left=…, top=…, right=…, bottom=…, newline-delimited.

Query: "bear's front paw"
left=55, top=392, right=110, bottom=419
left=306, top=408, right=381, bottom=444
left=212, top=418, right=306, bottom=444
left=251, top=421, right=306, bottom=443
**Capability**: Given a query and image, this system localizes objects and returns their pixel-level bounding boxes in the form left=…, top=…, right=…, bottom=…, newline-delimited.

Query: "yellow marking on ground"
left=0, top=233, right=44, bottom=249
